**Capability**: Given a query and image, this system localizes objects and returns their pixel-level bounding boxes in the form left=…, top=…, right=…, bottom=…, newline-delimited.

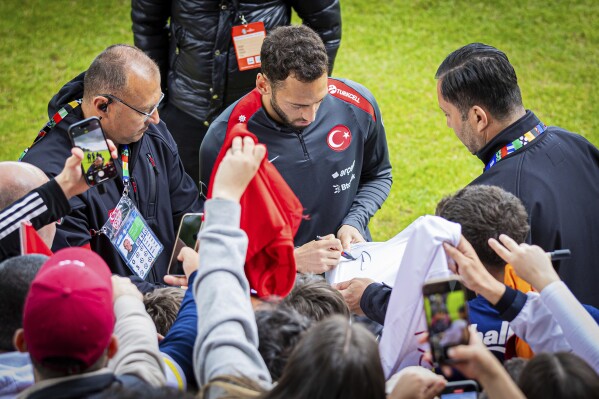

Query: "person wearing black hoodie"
left=20, top=44, right=201, bottom=290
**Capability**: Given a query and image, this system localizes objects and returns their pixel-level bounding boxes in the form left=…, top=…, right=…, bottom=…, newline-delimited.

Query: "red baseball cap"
left=23, top=248, right=115, bottom=370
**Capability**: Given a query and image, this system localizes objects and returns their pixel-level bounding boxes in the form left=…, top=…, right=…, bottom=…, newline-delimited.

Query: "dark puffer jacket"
left=132, top=0, right=342, bottom=126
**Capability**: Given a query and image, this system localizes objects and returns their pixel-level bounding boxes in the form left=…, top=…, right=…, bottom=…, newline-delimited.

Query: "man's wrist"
left=54, top=173, right=76, bottom=199
left=477, top=277, right=506, bottom=306
left=533, top=273, right=560, bottom=292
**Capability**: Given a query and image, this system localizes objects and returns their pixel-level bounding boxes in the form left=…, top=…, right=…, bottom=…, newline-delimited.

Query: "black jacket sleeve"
left=289, top=0, right=342, bottom=74
left=492, top=285, right=529, bottom=322
left=131, top=0, right=172, bottom=90
left=0, top=179, right=71, bottom=261
left=360, top=282, right=392, bottom=325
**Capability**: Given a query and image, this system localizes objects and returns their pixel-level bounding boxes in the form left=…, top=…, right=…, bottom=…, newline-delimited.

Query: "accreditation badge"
left=232, top=21, right=266, bottom=71
left=103, top=194, right=163, bottom=279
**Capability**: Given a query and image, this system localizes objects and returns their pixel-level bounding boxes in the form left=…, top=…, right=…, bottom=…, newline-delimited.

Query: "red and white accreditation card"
left=232, top=21, right=266, bottom=71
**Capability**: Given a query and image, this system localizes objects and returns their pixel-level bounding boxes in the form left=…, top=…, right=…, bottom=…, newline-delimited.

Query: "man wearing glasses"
left=20, top=44, right=201, bottom=290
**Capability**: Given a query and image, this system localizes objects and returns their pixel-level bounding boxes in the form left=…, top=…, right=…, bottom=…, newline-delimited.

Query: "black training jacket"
left=132, top=0, right=341, bottom=125
left=471, top=110, right=599, bottom=307
left=20, top=73, right=202, bottom=283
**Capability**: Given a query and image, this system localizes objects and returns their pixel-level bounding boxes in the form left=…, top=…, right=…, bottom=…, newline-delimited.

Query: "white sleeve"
left=540, top=281, right=599, bottom=372
left=508, top=291, right=571, bottom=354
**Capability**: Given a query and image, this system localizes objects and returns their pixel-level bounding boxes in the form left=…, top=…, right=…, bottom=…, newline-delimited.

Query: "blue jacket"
left=159, top=271, right=198, bottom=388
left=20, top=73, right=202, bottom=284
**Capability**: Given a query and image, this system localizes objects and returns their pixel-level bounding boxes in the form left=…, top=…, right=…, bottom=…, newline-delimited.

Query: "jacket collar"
left=17, top=368, right=115, bottom=399
left=475, top=110, right=541, bottom=164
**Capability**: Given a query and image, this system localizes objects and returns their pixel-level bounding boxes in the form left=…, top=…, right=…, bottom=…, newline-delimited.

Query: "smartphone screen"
left=422, top=277, right=469, bottom=365
left=440, top=380, right=479, bottom=399
left=68, top=117, right=117, bottom=186
left=441, top=392, right=478, bottom=399
left=168, top=213, right=203, bottom=276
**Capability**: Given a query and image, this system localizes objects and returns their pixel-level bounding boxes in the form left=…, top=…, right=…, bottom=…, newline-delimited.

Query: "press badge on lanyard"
left=232, top=20, right=266, bottom=71
left=102, top=146, right=163, bottom=279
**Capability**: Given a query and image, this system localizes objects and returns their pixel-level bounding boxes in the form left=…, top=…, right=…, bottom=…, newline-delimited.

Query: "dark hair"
left=518, top=352, right=599, bottom=399
left=435, top=43, right=523, bottom=121
left=264, top=315, right=386, bottom=399
left=0, top=255, right=47, bottom=351
left=143, top=287, right=185, bottom=336
left=32, top=351, right=107, bottom=378
left=255, top=306, right=312, bottom=381
left=282, top=274, right=350, bottom=322
left=83, top=44, right=159, bottom=102
left=503, top=357, right=528, bottom=382
left=435, top=185, right=529, bottom=269
left=96, top=384, right=195, bottom=399
left=260, top=25, right=328, bottom=87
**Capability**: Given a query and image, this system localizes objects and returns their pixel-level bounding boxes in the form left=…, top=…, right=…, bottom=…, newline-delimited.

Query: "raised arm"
left=490, top=234, right=599, bottom=371
left=191, top=137, right=271, bottom=390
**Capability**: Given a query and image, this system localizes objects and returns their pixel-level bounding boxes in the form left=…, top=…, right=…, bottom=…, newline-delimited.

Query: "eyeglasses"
left=101, top=92, right=164, bottom=122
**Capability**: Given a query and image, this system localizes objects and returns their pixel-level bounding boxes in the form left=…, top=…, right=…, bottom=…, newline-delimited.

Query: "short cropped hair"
left=260, top=25, right=328, bottom=87
left=143, top=287, right=185, bottom=336
left=255, top=305, right=312, bottom=381
left=435, top=185, right=529, bottom=269
left=0, top=255, right=47, bottom=351
left=282, top=274, right=350, bottom=321
left=435, top=43, right=523, bottom=121
left=83, top=44, right=159, bottom=101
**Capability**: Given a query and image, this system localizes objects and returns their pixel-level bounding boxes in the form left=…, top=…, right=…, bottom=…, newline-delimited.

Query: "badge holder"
left=231, top=15, right=266, bottom=71
left=101, top=188, right=163, bottom=279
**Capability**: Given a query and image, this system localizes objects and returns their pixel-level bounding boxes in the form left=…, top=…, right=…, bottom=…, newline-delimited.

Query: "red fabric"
left=20, top=222, right=53, bottom=256
left=327, top=78, right=376, bottom=121
left=226, top=89, right=263, bottom=133
left=207, top=123, right=303, bottom=298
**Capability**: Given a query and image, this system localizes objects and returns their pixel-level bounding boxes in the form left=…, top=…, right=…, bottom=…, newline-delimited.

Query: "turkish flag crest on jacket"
left=207, top=123, right=303, bottom=297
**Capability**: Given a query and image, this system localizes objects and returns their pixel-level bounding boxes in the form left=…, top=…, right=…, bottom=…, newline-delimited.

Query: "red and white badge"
left=327, top=125, right=352, bottom=152
left=232, top=22, right=266, bottom=71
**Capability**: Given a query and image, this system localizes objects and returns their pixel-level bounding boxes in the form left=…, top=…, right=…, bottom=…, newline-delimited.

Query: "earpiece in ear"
left=99, top=97, right=112, bottom=112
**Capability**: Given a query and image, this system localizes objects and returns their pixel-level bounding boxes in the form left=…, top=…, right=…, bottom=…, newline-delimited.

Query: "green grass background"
left=1, top=0, right=597, bottom=240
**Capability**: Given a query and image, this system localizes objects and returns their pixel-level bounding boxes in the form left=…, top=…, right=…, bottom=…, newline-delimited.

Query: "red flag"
left=20, top=221, right=53, bottom=256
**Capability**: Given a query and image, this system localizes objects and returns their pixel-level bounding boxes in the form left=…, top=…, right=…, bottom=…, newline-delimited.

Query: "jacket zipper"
left=295, top=131, right=310, bottom=160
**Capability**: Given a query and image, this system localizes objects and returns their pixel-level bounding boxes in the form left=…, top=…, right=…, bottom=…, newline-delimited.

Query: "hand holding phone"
left=422, top=276, right=470, bottom=366
left=168, top=213, right=203, bottom=276
left=442, top=327, right=525, bottom=399
left=67, top=117, right=117, bottom=187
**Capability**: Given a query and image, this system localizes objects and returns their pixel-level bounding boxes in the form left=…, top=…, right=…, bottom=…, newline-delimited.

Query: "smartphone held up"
left=440, top=380, right=479, bottom=399
left=68, top=117, right=117, bottom=187
left=168, top=213, right=203, bottom=276
left=423, top=276, right=470, bottom=366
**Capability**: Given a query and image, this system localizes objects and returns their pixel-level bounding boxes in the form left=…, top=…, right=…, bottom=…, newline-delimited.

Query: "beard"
left=270, top=94, right=309, bottom=131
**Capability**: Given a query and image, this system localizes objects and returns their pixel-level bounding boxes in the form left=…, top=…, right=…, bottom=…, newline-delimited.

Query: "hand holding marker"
left=316, top=235, right=357, bottom=261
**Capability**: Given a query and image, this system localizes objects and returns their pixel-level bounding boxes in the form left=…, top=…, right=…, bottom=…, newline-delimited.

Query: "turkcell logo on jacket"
left=468, top=295, right=514, bottom=362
